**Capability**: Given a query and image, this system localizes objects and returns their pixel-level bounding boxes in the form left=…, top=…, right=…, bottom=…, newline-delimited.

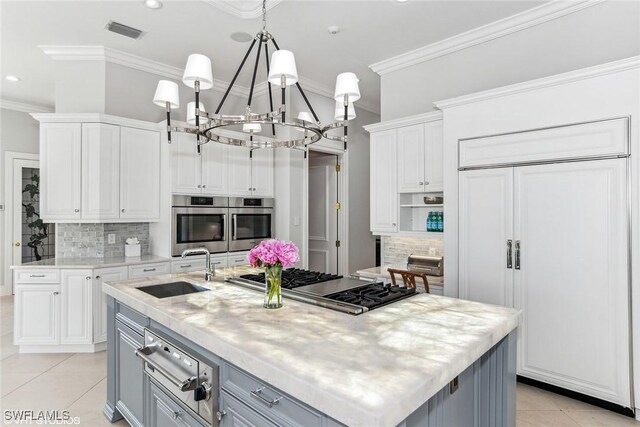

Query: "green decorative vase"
left=264, top=265, right=283, bottom=309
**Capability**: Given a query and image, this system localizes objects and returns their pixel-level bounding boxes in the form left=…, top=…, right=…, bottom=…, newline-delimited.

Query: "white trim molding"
left=434, top=55, right=640, bottom=110
left=369, top=0, right=606, bottom=76
left=30, top=112, right=161, bottom=132
left=202, top=0, right=283, bottom=19
left=363, top=110, right=442, bottom=133
left=0, top=99, right=53, bottom=114
left=38, top=45, right=380, bottom=114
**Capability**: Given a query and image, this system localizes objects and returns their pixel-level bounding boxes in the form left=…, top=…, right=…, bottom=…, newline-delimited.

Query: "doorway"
left=307, top=151, right=340, bottom=274
left=3, top=154, right=55, bottom=295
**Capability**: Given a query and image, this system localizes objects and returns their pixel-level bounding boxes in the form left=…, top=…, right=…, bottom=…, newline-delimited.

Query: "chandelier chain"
left=262, top=0, right=267, bottom=32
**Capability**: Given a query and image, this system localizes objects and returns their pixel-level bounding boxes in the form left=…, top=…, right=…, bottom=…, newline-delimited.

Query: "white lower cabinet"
left=14, top=284, right=60, bottom=345
left=60, top=270, right=93, bottom=345
left=227, top=252, right=249, bottom=267
left=94, top=267, right=128, bottom=343
left=459, top=158, right=631, bottom=406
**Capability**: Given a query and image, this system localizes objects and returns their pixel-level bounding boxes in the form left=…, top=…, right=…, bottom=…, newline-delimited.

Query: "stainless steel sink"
left=137, top=281, right=210, bottom=299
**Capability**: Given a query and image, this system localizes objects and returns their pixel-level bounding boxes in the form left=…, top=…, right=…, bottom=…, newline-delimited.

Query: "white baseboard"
left=19, top=342, right=106, bottom=353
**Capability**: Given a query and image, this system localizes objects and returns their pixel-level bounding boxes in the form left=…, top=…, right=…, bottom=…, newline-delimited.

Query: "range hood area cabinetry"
left=33, top=114, right=161, bottom=222
left=171, top=133, right=274, bottom=198
left=365, top=112, right=443, bottom=235
left=458, top=118, right=631, bottom=407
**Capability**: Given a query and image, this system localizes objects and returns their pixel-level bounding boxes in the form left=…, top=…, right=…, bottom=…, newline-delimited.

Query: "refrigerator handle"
left=506, top=240, right=513, bottom=269
left=515, top=240, right=521, bottom=270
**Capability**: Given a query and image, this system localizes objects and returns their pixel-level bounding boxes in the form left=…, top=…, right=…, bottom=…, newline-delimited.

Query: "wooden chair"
left=387, top=268, right=430, bottom=294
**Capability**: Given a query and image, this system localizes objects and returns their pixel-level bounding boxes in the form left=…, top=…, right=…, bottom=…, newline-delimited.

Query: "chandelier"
left=152, top=0, right=361, bottom=151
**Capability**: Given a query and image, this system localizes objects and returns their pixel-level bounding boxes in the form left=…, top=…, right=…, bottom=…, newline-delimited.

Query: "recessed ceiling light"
left=5, top=75, right=21, bottom=82
left=327, top=25, right=340, bottom=35
left=396, top=0, right=409, bottom=2
left=144, top=0, right=162, bottom=9
left=230, top=32, right=253, bottom=43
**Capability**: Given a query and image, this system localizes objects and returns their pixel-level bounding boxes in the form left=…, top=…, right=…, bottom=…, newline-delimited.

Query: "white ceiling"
left=0, top=0, right=546, bottom=111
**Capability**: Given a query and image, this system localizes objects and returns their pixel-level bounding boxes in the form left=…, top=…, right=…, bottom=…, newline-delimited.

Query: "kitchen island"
left=102, top=268, right=520, bottom=427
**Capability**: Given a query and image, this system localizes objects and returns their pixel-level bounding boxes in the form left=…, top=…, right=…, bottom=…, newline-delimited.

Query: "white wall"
left=0, top=108, right=40, bottom=288
left=380, top=0, right=640, bottom=120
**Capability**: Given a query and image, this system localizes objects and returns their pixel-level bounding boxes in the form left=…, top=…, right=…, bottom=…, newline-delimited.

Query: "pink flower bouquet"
left=247, top=240, right=299, bottom=309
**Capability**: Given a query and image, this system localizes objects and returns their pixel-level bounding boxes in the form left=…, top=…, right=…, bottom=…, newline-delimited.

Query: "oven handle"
left=232, top=214, right=237, bottom=241
left=135, top=345, right=198, bottom=392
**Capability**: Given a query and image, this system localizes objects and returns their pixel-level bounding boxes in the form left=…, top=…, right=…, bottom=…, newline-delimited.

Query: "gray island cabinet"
left=102, top=270, right=520, bottom=427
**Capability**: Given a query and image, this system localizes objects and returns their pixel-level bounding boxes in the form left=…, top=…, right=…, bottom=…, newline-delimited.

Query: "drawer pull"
left=29, top=274, right=46, bottom=278
left=179, top=264, right=192, bottom=268
left=250, top=387, right=282, bottom=408
left=143, top=268, right=156, bottom=272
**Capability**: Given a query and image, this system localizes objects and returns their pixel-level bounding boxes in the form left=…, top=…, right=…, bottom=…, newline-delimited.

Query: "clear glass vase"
left=264, top=264, right=283, bottom=309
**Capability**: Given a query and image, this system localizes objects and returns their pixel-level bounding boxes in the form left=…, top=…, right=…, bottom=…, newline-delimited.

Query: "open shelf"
left=400, top=204, right=443, bottom=208
left=398, top=191, right=444, bottom=234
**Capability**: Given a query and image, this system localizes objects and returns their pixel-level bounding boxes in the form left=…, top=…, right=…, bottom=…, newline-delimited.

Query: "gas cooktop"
left=238, top=268, right=416, bottom=314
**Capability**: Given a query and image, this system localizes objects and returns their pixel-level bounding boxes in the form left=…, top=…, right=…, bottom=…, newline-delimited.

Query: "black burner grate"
left=325, top=283, right=416, bottom=309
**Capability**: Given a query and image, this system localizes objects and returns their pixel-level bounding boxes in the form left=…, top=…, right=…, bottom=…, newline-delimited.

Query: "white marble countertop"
left=103, top=268, right=519, bottom=427
left=357, top=265, right=444, bottom=286
left=11, top=254, right=171, bottom=269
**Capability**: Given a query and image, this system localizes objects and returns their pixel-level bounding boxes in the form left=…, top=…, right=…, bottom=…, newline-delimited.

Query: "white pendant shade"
left=153, top=80, right=180, bottom=109
left=243, top=123, right=262, bottom=133
left=334, top=101, right=356, bottom=121
left=187, top=102, right=206, bottom=125
left=182, top=54, right=214, bottom=90
left=334, top=72, right=360, bottom=102
left=267, top=50, right=298, bottom=86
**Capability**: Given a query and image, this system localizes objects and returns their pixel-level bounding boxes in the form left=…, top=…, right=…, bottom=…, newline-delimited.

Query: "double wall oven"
left=171, top=196, right=274, bottom=257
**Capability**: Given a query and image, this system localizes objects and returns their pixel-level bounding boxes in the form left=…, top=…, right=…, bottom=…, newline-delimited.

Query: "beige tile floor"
left=1, top=295, right=639, bottom=426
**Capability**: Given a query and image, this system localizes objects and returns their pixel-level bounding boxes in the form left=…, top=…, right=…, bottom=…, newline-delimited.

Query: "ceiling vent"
left=106, top=21, right=144, bottom=40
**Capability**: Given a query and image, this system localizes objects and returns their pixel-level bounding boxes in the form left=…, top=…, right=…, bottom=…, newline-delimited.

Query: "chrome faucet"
left=181, top=248, right=215, bottom=281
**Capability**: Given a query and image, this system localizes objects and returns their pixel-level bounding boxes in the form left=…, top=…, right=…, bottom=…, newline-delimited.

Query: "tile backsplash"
left=55, top=223, right=149, bottom=259
left=382, top=236, right=443, bottom=266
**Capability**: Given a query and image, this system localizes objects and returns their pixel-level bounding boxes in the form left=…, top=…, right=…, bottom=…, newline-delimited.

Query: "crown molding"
left=369, top=0, right=606, bottom=76
left=0, top=99, right=54, bottom=114
left=434, top=55, right=640, bottom=110
left=39, top=45, right=249, bottom=99
left=363, top=111, right=442, bottom=133
left=39, top=45, right=380, bottom=115
left=30, top=112, right=161, bottom=131
left=202, top=0, right=283, bottom=19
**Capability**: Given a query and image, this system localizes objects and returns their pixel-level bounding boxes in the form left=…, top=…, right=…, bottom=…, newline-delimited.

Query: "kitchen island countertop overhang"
left=102, top=268, right=520, bottom=427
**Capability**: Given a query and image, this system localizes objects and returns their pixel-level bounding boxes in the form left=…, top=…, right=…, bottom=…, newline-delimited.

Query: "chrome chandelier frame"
left=167, top=5, right=351, bottom=151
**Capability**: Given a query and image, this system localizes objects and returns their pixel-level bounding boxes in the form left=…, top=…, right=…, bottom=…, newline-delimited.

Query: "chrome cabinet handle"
left=85, top=276, right=91, bottom=280
left=202, top=185, right=207, bottom=188
left=121, top=209, right=125, bottom=213
left=216, top=411, right=227, bottom=421
left=53, top=291, right=59, bottom=295
left=392, top=223, right=396, bottom=226
left=74, top=209, right=80, bottom=213
left=96, top=275, right=101, bottom=279
left=172, top=411, right=182, bottom=420
left=135, top=346, right=197, bottom=391
left=197, top=184, right=202, bottom=188
left=506, top=240, right=513, bottom=269
left=29, top=274, right=45, bottom=278
left=424, top=181, right=430, bottom=185
left=250, top=387, right=282, bottom=408
left=179, top=264, right=192, bottom=268
left=143, top=268, right=156, bottom=272
left=419, top=182, right=424, bottom=185
left=515, top=240, right=521, bottom=270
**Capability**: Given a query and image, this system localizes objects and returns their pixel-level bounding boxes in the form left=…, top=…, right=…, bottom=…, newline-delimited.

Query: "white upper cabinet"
left=397, top=124, right=425, bottom=193
left=120, top=126, right=161, bottom=220
left=251, top=148, right=274, bottom=197
left=171, top=133, right=202, bottom=194
left=202, top=142, right=229, bottom=195
left=81, top=123, right=120, bottom=220
left=40, top=123, right=82, bottom=220
left=228, top=146, right=253, bottom=196
left=35, top=115, right=162, bottom=222
left=369, top=129, right=398, bottom=233
left=396, top=121, right=443, bottom=193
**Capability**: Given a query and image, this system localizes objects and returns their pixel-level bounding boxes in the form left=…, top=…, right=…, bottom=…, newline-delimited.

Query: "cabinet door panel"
left=220, top=391, right=277, bottom=427
left=514, top=159, right=630, bottom=406
left=149, top=381, right=206, bottom=427
left=82, top=123, right=120, bottom=219
left=370, top=130, right=398, bottom=233
left=202, top=142, right=229, bottom=195
left=120, top=127, right=161, bottom=220
left=94, top=267, right=127, bottom=343
left=251, top=148, right=274, bottom=197
left=228, top=146, right=252, bottom=196
left=116, top=321, right=145, bottom=427
left=459, top=168, right=514, bottom=306
left=424, top=120, right=444, bottom=191
left=60, top=270, right=93, bottom=345
left=14, top=284, right=59, bottom=345
left=397, top=124, right=425, bottom=193
left=171, top=133, right=202, bottom=194
left=40, top=123, right=82, bottom=220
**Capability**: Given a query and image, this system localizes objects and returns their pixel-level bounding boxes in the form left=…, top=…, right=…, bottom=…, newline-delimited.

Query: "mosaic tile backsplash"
left=55, top=223, right=149, bottom=259
left=382, top=236, right=443, bottom=266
